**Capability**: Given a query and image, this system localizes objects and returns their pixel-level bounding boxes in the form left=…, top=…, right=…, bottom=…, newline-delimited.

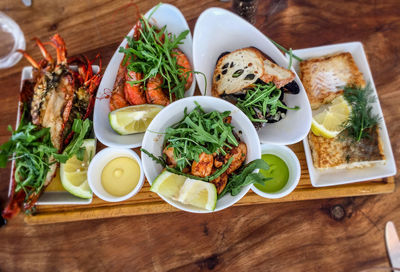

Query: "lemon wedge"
left=109, top=104, right=164, bottom=135
left=311, top=95, right=351, bottom=138
left=151, top=172, right=217, bottom=211
left=60, top=139, right=96, bottom=199
left=177, top=179, right=217, bottom=211
left=150, top=171, right=187, bottom=199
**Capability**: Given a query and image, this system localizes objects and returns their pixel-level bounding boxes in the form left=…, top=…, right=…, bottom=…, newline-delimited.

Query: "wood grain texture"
left=0, top=0, right=399, bottom=271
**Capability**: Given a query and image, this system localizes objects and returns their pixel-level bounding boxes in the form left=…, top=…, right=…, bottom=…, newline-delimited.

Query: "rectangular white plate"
left=288, top=42, right=396, bottom=187
left=8, top=66, right=98, bottom=205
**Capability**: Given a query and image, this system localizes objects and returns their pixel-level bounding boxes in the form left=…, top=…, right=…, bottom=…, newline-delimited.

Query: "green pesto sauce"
left=255, top=154, right=289, bottom=193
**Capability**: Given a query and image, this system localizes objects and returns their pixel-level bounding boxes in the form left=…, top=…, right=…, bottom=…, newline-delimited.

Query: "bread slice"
left=212, top=48, right=265, bottom=97
left=260, top=59, right=295, bottom=88
left=300, top=52, right=366, bottom=109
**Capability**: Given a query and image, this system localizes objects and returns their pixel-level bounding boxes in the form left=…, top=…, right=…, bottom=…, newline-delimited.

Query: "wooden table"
left=0, top=0, right=399, bottom=271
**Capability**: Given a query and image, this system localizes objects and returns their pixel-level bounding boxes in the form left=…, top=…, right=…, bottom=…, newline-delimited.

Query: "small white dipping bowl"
left=88, top=148, right=144, bottom=202
left=141, top=96, right=261, bottom=213
left=251, top=144, right=301, bottom=199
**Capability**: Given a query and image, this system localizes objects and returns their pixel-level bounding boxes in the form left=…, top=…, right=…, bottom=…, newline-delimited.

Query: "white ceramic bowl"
left=94, top=3, right=196, bottom=148
left=251, top=144, right=301, bottom=199
left=141, top=96, right=261, bottom=213
left=193, top=8, right=312, bottom=145
left=290, top=42, right=397, bottom=187
left=87, top=148, right=144, bottom=202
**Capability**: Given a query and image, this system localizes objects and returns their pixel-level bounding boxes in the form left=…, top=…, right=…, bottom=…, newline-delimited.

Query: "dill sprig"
left=119, top=4, right=192, bottom=101
left=343, top=85, right=380, bottom=141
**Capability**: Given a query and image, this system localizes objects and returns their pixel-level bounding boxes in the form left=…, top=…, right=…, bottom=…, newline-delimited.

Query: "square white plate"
left=8, top=66, right=95, bottom=205
left=289, top=42, right=396, bottom=187
left=93, top=4, right=196, bottom=148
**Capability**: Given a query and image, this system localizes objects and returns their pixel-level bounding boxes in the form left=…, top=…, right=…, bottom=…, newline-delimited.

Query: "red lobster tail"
left=2, top=165, right=25, bottom=219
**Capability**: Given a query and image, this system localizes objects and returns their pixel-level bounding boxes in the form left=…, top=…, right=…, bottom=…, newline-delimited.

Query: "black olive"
left=222, top=69, right=228, bottom=75
left=215, top=74, right=221, bottom=82
left=230, top=62, right=234, bottom=68
left=232, top=69, right=244, bottom=78
left=222, top=63, right=229, bottom=69
left=217, top=51, right=230, bottom=63
left=244, top=74, right=255, bottom=80
left=281, top=80, right=300, bottom=94
left=254, top=78, right=266, bottom=85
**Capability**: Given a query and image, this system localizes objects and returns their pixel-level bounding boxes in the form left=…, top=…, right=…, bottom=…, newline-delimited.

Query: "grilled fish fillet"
left=300, top=52, right=366, bottom=109
left=308, top=126, right=385, bottom=169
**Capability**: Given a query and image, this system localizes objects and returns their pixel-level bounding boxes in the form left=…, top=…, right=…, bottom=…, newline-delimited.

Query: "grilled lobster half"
left=2, top=34, right=102, bottom=219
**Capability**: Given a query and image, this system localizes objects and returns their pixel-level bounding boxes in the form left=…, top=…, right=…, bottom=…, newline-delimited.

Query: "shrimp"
left=173, top=49, right=193, bottom=90
left=146, top=74, right=169, bottom=106
left=225, top=142, right=247, bottom=174
left=210, top=172, right=228, bottom=195
left=124, top=70, right=147, bottom=105
left=110, top=63, right=129, bottom=111
left=191, top=152, right=214, bottom=178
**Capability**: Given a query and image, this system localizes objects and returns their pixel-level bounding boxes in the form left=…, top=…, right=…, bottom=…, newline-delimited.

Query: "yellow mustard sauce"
left=101, top=157, right=140, bottom=196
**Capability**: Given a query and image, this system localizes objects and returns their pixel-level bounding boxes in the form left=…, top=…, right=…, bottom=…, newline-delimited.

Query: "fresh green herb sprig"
left=269, top=39, right=303, bottom=62
left=219, top=159, right=270, bottom=199
left=343, top=85, right=380, bottom=141
left=235, top=83, right=299, bottom=123
left=0, top=110, right=59, bottom=196
left=54, top=118, right=92, bottom=163
left=0, top=105, right=93, bottom=198
left=119, top=4, right=191, bottom=101
left=164, top=103, right=238, bottom=171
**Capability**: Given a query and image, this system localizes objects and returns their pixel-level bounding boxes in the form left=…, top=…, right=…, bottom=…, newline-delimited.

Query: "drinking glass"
left=0, top=12, right=25, bottom=69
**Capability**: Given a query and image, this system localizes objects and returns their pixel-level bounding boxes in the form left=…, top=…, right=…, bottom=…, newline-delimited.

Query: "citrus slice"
left=177, top=178, right=217, bottom=211
left=150, top=171, right=187, bottom=199
left=311, top=95, right=351, bottom=138
left=60, top=139, right=96, bottom=199
left=109, top=104, right=164, bottom=135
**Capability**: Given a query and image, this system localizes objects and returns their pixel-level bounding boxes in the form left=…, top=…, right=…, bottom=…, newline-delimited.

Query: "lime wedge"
left=177, top=179, right=217, bottom=211
left=311, top=95, right=351, bottom=138
left=150, top=171, right=187, bottom=199
left=60, top=139, right=96, bottom=199
left=109, top=104, right=164, bottom=135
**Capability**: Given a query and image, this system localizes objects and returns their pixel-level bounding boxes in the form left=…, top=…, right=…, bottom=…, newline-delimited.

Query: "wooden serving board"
left=24, top=142, right=395, bottom=225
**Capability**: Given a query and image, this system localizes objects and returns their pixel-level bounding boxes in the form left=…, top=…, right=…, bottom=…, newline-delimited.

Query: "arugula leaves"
left=343, top=85, right=380, bottom=141
left=236, top=83, right=299, bottom=123
left=0, top=112, right=58, bottom=195
left=164, top=103, right=238, bottom=171
left=119, top=5, right=191, bottom=101
left=0, top=107, right=93, bottom=196
left=219, top=159, right=270, bottom=199
left=54, top=118, right=92, bottom=163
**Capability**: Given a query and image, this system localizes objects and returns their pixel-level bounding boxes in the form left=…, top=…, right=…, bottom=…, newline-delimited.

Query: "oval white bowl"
left=94, top=3, right=196, bottom=148
left=88, top=148, right=144, bottom=202
left=141, top=96, right=261, bottom=213
left=193, top=8, right=312, bottom=145
left=251, top=144, right=301, bottom=199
